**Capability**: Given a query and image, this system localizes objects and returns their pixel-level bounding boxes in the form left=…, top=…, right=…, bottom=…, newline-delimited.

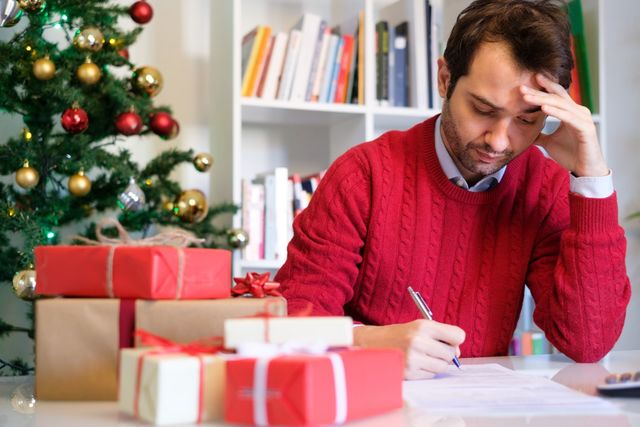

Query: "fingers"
left=403, top=320, right=465, bottom=379
left=417, top=319, right=466, bottom=346
left=535, top=73, right=572, bottom=100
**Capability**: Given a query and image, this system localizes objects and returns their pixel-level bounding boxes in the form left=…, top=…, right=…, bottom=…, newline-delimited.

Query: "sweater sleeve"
left=275, top=146, right=372, bottom=316
left=526, top=188, right=631, bottom=362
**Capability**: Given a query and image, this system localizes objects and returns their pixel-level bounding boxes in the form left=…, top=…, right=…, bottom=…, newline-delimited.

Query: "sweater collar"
left=421, top=115, right=523, bottom=205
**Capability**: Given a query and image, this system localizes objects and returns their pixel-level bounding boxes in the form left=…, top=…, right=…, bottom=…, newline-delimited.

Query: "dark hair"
left=443, top=0, right=573, bottom=99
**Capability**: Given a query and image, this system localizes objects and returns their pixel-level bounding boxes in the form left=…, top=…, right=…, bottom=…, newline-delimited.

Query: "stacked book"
left=241, top=11, right=364, bottom=105
left=375, top=0, right=443, bottom=109
left=241, top=168, right=326, bottom=262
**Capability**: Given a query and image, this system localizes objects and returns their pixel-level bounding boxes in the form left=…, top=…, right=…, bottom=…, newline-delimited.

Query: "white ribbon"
left=251, top=347, right=348, bottom=426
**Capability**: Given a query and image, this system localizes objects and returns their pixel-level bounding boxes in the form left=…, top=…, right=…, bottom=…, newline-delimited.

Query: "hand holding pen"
left=408, top=286, right=463, bottom=369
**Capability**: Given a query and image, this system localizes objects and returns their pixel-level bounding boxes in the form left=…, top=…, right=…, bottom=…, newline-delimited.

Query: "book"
left=308, top=26, right=331, bottom=102
left=326, top=35, right=344, bottom=104
left=356, top=10, right=365, bottom=105
left=277, top=29, right=302, bottom=100
left=241, top=180, right=265, bottom=261
left=240, top=27, right=258, bottom=83
left=305, top=21, right=329, bottom=102
left=378, top=0, right=428, bottom=108
left=376, top=21, right=390, bottom=106
left=566, top=0, right=594, bottom=111
left=260, top=32, right=289, bottom=100
left=319, top=33, right=340, bottom=103
left=568, top=35, right=583, bottom=105
left=241, top=25, right=272, bottom=97
left=288, top=13, right=323, bottom=103
left=253, top=35, right=274, bottom=97
left=345, top=22, right=360, bottom=105
left=334, top=34, right=355, bottom=103
left=394, top=21, right=409, bottom=107
left=387, top=25, right=395, bottom=106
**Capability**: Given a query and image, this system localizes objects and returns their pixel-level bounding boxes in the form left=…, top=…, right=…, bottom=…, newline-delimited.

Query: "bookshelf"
left=209, top=0, right=605, bottom=310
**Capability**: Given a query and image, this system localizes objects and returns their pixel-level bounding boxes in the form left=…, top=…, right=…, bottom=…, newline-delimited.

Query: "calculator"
left=596, top=372, right=640, bottom=397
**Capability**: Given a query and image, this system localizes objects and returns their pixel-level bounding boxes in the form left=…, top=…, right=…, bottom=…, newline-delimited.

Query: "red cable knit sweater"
left=276, top=116, right=631, bottom=362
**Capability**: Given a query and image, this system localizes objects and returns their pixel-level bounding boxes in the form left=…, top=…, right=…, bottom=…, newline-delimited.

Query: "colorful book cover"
left=567, top=0, right=594, bottom=111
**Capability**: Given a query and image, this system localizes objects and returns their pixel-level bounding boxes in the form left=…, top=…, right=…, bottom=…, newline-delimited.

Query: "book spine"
left=242, top=26, right=271, bottom=97
left=326, top=36, right=344, bottom=104
left=277, top=29, right=302, bottom=100
left=289, top=13, right=322, bottom=103
left=334, top=34, right=354, bottom=103
left=376, top=21, right=389, bottom=106
left=305, top=21, right=328, bottom=102
left=261, top=32, right=289, bottom=100
left=319, top=34, right=339, bottom=103
left=394, top=22, right=408, bottom=107
left=567, top=0, right=593, bottom=110
left=253, top=35, right=274, bottom=98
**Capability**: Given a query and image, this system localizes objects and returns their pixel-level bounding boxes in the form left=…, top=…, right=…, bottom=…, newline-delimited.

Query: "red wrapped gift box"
left=225, top=348, right=404, bottom=426
left=35, top=245, right=231, bottom=299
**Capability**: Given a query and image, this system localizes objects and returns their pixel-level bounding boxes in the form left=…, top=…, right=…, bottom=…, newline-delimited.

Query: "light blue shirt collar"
left=434, top=116, right=506, bottom=192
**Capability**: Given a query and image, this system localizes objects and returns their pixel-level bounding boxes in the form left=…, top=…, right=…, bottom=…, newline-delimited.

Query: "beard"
left=440, top=101, right=514, bottom=179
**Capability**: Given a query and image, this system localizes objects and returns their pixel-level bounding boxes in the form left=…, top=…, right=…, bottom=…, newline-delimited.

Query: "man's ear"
left=437, top=57, right=450, bottom=98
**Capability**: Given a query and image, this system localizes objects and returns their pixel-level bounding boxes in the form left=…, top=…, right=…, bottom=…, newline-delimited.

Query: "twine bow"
left=73, top=217, right=204, bottom=247
left=232, top=272, right=281, bottom=298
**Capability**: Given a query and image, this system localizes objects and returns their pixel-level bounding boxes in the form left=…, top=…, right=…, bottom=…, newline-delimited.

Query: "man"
left=275, top=0, right=631, bottom=379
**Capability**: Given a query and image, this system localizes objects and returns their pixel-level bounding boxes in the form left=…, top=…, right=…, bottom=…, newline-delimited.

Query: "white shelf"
left=238, top=259, right=285, bottom=271
left=242, top=97, right=366, bottom=125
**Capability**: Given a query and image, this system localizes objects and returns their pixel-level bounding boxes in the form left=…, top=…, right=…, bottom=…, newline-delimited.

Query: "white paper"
left=403, top=363, right=620, bottom=415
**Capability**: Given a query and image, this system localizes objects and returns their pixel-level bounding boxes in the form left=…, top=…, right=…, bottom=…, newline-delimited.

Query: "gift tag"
left=596, top=371, right=640, bottom=397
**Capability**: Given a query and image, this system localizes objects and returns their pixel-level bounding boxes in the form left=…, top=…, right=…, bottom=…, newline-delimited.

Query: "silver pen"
left=408, top=286, right=462, bottom=369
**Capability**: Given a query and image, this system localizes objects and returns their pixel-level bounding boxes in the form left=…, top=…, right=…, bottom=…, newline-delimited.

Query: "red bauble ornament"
left=118, top=48, right=129, bottom=60
left=129, top=0, right=153, bottom=24
left=61, top=106, right=89, bottom=133
left=150, top=112, right=179, bottom=139
left=115, top=111, right=143, bottom=135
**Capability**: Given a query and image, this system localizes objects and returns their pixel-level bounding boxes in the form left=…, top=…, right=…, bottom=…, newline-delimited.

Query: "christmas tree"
left=0, top=0, right=245, bottom=375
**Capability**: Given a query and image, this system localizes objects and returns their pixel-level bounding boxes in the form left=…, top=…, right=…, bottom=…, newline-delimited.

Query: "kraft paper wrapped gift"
left=119, top=347, right=226, bottom=425
left=35, top=297, right=286, bottom=400
left=34, top=245, right=231, bottom=299
left=224, top=348, right=404, bottom=426
left=224, top=316, right=353, bottom=349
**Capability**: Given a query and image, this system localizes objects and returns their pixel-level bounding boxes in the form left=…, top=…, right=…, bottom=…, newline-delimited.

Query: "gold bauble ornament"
left=131, top=66, right=163, bottom=97
left=227, top=228, right=249, bottom=249
left=193, top=153, right=214, bottom=172
left=175, top=189, right=208, bottom=223
left=73, top=27, right=105, bottom=52
left=33, top=56, right=55, bottom=80
left=18, top=0, right=45, bottom=14
left=76, top=58, right=101, bottom=85
left=15, top=160, right=39, bottom=189
left=22, top=127, right=32, bottom=141
left=68, top=170, right=91, bottom=197
left=8, top=206, right=16, bottom=217
left=12, top=269, right=36, bottom=300
left=162, top=201, right=174, bottom=212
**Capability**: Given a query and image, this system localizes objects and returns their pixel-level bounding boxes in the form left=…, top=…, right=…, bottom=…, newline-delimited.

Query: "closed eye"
left=472, top=104, right=495, bottom=116
left=518, top=116, right=537, bottom=125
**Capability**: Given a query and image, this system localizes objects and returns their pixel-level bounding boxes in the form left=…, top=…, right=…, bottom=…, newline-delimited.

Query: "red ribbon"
left=132, top=330, right=224, bottom=423
left=232, top=272, right=281, bottom=298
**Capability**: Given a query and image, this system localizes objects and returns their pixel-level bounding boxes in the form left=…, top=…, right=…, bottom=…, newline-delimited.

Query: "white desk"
left=2, top=350, right=639, bottom=427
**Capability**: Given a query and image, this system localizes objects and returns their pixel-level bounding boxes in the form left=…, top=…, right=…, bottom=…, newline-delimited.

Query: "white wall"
left=605, top=0, right=640, bottom=350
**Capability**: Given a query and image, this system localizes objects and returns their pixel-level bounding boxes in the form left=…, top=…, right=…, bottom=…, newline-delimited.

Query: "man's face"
left=438, top=42, right=547, bottom=185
